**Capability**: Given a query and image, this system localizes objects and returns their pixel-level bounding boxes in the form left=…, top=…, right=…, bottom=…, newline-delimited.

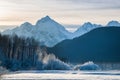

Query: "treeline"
left=0, top=34, right=43, bottom=71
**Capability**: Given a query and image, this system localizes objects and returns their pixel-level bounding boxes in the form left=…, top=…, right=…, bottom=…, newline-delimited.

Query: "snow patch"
left=42, top=54, right=71, bottom=70
left=74, top=61, right=101, bottom=70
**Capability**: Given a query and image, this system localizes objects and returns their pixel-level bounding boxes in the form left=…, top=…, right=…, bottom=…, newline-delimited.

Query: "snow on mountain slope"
left=2, top=22, right=34, bottom=38
left=33, top=16, right=71, bottom=46
left=2, top=16, right=71, bottom=47
left=107, top=21, right=120, bottom=27
left=72, top=22, right=102, bottom=38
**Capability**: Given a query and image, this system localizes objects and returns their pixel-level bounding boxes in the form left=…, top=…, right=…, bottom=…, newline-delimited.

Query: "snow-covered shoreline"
left=1, top=70, right=120, bottom=80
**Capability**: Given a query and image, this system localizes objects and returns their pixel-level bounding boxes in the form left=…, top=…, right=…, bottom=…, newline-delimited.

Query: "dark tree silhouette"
left=0, top=34, right=42, bottom=71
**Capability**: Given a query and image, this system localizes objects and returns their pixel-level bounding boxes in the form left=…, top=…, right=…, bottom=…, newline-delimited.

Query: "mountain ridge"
left=47, top=27, right=120, bottom=63
left=1, top=16, right=120, bottom=47
left=2, top=16, right=71, bottom=47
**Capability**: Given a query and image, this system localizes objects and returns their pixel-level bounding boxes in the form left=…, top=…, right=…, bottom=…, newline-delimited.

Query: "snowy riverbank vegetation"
left=0, top=34, right=101, bottom=72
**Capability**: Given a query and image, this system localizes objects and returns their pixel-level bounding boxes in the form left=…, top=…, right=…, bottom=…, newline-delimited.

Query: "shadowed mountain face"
left=47, top=27, right=120, bottom=63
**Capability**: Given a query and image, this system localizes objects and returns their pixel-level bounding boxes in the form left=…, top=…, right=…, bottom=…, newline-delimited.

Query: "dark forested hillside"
left=47, top=27, right=120, bottom=63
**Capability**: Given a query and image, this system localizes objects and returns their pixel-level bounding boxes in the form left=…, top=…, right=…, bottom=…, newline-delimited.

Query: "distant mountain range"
left=47, top=27, right=120, bottom=63
left=1, top=16, right=120, bottom=47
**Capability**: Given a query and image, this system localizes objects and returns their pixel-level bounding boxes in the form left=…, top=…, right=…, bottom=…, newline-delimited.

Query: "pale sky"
left=0, top=0, right=120, bottom=25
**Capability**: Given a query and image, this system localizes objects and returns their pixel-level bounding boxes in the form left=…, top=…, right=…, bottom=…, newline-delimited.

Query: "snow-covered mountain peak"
left=20, top=22, right=33, bottom=29
left=83, top=22, right=92, bottom=26
left=80, top=22, right=99, bottom=31
left=72, top=22, right=102, bottom=38
left=36, top=16, right=52, bottom=25
left=107, top=20, right=120, bottom=27
left=33, top=16, right=71, bottom=47
left=82, top=22, right=93, bottom=28
left=35, top=16, right=69, bottom=35
left=21, top=22, right=32, bottom=27
left=17, top=22, right=33, bottom=35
